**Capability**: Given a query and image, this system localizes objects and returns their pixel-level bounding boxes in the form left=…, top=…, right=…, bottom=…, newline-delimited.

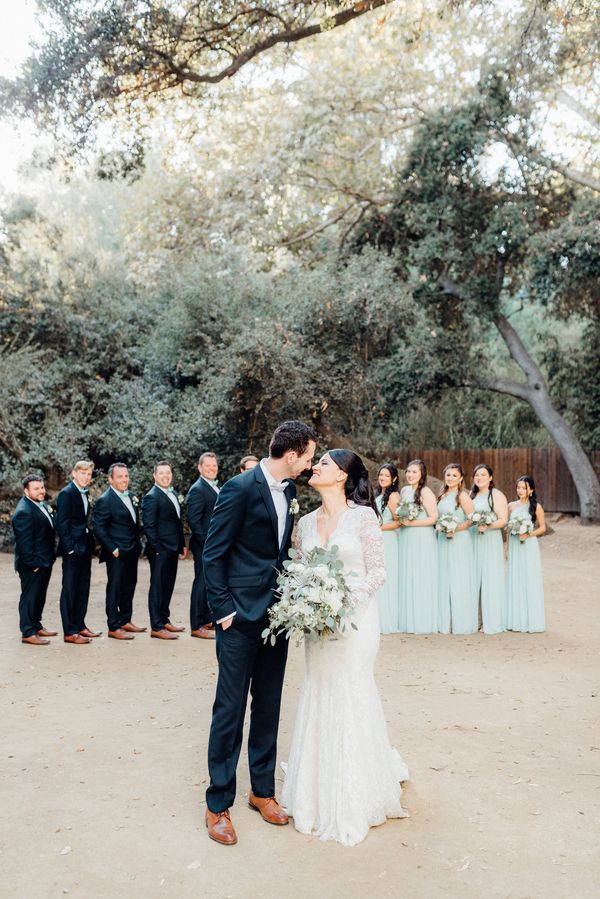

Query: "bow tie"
left=79, top=488, right=89, bottom=494
left=117, top=489, right=130, bottom=497
left=270, top=481, right=289, bottom=493
left=165, top=486, right=175, bottom=492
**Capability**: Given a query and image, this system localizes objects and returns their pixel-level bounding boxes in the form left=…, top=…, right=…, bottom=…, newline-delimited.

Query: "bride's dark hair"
left=328, top=449, right=379, bottom=517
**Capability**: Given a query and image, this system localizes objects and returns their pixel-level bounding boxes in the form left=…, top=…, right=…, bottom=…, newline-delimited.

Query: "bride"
left=281, top=449, right=409, bottom=846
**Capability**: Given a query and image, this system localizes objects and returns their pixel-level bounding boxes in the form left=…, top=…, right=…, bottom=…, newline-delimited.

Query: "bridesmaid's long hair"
left=406, top=458, right=427, bottom=507
left=438, top=462, right=465, bottom=510
left=375, top=463, right=399, bottom=512
left=517, top=474, right=538, bottom=521
left=329, top=449, right=379, bottom=518
left=470, top=463, right=495, bottom=512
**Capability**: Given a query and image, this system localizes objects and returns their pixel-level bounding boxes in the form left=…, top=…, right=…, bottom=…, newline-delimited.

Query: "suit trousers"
left=206, top=617, right=289, bottom=813
left=190, top=551, right=211, bottom=630
left=59, top=554, right=92, bottom=635
left=18, top=565, right=52, bottom=637
left=105, top=550, right=138, bottom=632
left=147, top=551, right=178, bottom=631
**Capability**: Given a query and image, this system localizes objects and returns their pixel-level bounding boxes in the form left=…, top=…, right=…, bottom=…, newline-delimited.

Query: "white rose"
left=312, top=564, right=330, bottom=580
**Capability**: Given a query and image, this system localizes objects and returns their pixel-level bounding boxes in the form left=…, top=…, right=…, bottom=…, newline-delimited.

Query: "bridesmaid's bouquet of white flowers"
left=262, top=545, right=357, bottom=646
left=506, top=518, right=534, bottom=542
left=396, top=500, right=420, bottom=522
left=468, top=509, right=497, bottom=532
left=436, top=513, right=460, bottom=538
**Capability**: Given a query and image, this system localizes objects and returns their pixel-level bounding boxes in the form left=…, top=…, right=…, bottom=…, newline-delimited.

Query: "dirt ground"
left=1, top=518, right=599, bottom=899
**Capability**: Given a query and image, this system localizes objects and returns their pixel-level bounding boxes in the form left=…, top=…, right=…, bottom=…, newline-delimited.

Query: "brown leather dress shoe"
left=79, top=628, right=102, bottom=638
left=22, top=634, right=50, bottom=645
left=205, top=809, right=237, bottom=845
left=248, top=792, right=289, bottom=825
left=122, top=622, right=147, bottom=633
left=191, top=627, right=216, bottom=639
left=64, top=634, right=91, bottom=644
left=151, top=629, right=179, bottom=640
left=108, top=628, right=135, bottom=640
left=164, top=623, right=185, bottom=632
left=37, top=628, right=58, bottom=637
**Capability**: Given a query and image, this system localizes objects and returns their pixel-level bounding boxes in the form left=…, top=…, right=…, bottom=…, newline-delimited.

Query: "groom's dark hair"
left=269, top=420, right=317, bottom=458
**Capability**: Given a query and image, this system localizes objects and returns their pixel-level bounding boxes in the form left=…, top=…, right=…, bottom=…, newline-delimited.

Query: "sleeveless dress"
left=397, top=487, right=438, bottom=634
left=375, top=494, right=401, bottom=634
left=506, top=505, right=545, bottom=632
left=281, top=504, right=409, bottom=847
left=437, top=493, right=477, bottom=634
left=471, top=492, right=506, bottom=634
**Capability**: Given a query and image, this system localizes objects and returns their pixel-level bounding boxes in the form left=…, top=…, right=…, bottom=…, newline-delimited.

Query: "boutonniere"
left=289, top=499, right=300, bottom=516
left=131, top=495, right=139, bottom=507
left=45, top=502, right=54, bottom=515
left=178, top=494, right=185, bottom=505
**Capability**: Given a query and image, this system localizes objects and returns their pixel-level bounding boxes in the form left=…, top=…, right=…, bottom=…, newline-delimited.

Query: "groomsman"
left=11, top=474, right=57, bottom=645
left=186, top=452, right=220, bottom=639
left=92, top=462, right=144, bottom=640
left=55, top=461, right=100, bottom=644
left=142, top=461, right=187, bottom=640
left=239, top=455, right=259, bottom=473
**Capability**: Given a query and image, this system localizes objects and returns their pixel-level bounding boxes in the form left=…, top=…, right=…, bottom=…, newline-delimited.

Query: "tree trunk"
left=481, top=315, right=600, bottom=524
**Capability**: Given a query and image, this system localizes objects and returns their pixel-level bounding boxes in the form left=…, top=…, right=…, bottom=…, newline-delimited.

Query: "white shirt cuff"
left=217, top=612, right=236, bottom=624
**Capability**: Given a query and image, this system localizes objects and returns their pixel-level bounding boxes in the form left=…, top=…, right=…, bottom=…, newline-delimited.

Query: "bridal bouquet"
left=396, top=500, right=420, bottom=522
left=436, top=513, right=460, bottom=538
left=468, top=509, right=497, bottom=532
left=262, top=545, right=357, bottom=646
left=506, top=518, right=534, bottom=542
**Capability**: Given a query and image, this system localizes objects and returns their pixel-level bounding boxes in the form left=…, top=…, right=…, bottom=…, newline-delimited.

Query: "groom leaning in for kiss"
left=203, top=420, right=317, bottom=845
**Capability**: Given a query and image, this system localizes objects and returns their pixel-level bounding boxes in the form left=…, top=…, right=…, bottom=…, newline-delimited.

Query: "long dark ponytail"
left=375, top=463, right=399, bottom=512
left=406, top=458, right=427, bottom=507
left=517, top=474, right=538, bottom=521
left=470, top=463, right=495, bottom=512
left=329, top=449, right=378, bottom=518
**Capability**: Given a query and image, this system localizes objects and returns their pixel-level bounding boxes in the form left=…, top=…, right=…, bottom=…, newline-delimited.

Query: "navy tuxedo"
left=203, top=464, right=296, bottom=813
left=141, top=485, right=185, bottom=631
left=11, top=496, right=56, bottom=637
left=55, top=481, right=95, bottom=635
left=186, top=476, right=218, bottom=630
left=92, top=488, right=141, bottom=631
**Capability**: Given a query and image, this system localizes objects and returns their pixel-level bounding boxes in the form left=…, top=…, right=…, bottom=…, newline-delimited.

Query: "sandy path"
left=1, top=519, right=599, bottom=899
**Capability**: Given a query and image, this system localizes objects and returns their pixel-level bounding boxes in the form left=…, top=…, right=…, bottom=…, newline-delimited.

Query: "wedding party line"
left=11, top=450, right=545, bottom=646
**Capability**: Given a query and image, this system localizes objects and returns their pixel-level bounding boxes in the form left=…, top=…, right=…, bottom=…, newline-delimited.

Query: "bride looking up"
left=281, top=449, right=409, bottom=846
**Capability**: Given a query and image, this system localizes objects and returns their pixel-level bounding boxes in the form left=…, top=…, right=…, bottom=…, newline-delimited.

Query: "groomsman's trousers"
left=190, top=552, right=212, bottom=630
left=59, top=554, right=92, bottom=636
left=147, top=551, right=178, bottom=631
left=105, top=550, right=138, bottom=632
left=18, top=564, right=52, bottom=637
left=206, top=617, right=289, bottom=813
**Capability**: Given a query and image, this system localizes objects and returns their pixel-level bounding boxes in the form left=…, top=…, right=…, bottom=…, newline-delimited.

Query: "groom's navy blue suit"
left=203, top=463, right=296, bottom=813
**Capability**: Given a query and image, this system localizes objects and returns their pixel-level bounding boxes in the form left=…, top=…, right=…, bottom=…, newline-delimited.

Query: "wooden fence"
left=388, top=448, right=600, bottom=513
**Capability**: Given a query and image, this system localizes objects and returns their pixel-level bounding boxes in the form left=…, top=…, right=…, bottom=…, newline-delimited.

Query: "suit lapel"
left=254, top=466, right=279, bottom=545
left=27, top=497, right=54, bottom=530
left=282, top=482, right=296, bottom=547
left=154, top=484, right=179, bottom=518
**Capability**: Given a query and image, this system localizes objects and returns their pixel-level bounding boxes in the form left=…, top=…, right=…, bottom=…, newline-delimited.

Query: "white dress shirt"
left=74, top=484, right=89, bottom=515
left=111, top=486, right=136, bottom=521
left=158, top=485, right=181, bottom=517
left=201, top=476, right=220, bottom=495
left=260, top=459, right=289, bottom=548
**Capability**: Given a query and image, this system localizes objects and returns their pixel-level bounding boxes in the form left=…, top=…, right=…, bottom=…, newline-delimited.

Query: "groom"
left=203, top=420, right=317, bottom=845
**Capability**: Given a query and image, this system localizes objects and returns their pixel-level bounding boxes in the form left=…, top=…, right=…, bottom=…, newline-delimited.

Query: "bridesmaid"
left=506, top=475, right=546, bottom=632
left=375, top=464, right=401, bottom=634
left=437, top=463, right=478, bottom=634
left=397, top=459, right=439, bottom=634
left=470, top=464, right=508, bottom=634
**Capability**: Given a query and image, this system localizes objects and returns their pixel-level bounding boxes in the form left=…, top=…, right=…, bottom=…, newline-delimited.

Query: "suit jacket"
left=141, top=485, right=185, bottom=555
left=92, top=487, right=141, bottom=563
left=55, top=481, right=95, bottom=558
left=186, top=477, right=218, bottom=559
left=12, top=496, right=56, bottom=571
left=203, top=465, right=296, bottom=624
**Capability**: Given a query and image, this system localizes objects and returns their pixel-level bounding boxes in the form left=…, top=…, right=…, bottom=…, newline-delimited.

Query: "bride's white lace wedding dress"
left=281, top=503, right=409, bottom=846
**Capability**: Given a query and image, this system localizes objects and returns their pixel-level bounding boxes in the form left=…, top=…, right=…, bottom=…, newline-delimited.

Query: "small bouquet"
left=436, top=513, right=460, bottom=538
left=468, top=509, right=497, bottom=532
left=262, top=545, right=357, bottom=647
left=506, top=517, right=534, bottom=542
left=396, top=501, right=420, bottom=523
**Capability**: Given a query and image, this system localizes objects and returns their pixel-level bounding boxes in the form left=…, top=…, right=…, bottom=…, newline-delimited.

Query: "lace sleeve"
left=292, top=514, right=305, bottom=558
left=346, top=507, right=386, bottom=619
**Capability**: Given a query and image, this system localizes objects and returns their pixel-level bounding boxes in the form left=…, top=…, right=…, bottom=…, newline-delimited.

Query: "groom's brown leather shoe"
left=248, top=792, right=289, bottom=825
left=205, top=808, right=237, bottom=845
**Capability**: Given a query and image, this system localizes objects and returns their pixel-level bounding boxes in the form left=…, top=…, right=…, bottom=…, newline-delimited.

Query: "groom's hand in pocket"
left=221, top=615, right=234, bottom=631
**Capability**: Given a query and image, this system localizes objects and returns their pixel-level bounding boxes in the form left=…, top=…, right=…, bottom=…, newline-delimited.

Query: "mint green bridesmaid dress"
left=437, top=494, right=477, bottom=634
left=375, top=494, right=401, bottom=634
left=397, top=487, right=438, bottom=633
left=471, top=491, right=506, bottom=634
left=506, top=504, right=545, bottom=632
